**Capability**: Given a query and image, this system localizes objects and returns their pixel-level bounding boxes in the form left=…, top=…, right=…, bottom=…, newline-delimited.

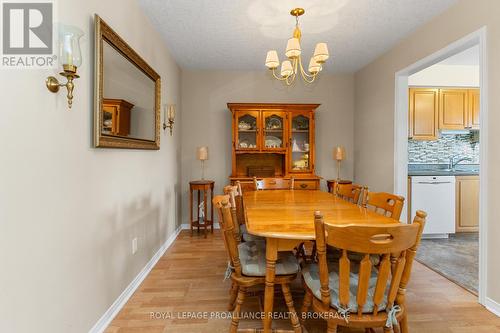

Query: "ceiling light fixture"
left=265, top=8, right=329, bottom=86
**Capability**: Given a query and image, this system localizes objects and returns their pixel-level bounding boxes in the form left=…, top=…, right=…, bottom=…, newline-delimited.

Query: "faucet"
left=449, top=155, right=472, bottom=170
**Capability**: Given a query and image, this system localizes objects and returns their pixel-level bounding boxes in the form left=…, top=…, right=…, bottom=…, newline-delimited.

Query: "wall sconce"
left=163, top=104, right=176, bottom=136
left=46, top=25, right=84, bottom=109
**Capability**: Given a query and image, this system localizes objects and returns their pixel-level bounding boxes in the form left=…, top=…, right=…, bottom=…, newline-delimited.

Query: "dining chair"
left=335, top=183, right=363, bottom=204
left=361, top=188, right=405, bottom=220
left=253, top=177, right=295, bottom=190
left=223, top=182, right=263, bottom=242
left=213, top=195, right=302, bottom=333
left=301, top=210, right=427, bottom=333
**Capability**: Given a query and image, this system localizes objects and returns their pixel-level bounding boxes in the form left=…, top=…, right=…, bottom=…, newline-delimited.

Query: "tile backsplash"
left=408, top=132, right=479, bottom=164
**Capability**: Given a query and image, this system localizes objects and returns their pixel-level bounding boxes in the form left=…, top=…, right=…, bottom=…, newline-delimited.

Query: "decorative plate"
left=266, top=118, right=282, bottom=130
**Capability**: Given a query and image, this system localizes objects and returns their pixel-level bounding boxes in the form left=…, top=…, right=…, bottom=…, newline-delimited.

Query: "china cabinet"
left=228, top=103, right=321, bottom=192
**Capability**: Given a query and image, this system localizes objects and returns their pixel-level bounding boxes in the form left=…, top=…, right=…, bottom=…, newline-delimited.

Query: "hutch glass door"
left=290, top=114, right=311, bottom=172
left=263, top=111, right=285, bottom=151
left=236, top=111, right=259, bottom=150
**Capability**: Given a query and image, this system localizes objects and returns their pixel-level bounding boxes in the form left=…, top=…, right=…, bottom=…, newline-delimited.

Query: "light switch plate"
left=132, top=237, right=138, bottom=255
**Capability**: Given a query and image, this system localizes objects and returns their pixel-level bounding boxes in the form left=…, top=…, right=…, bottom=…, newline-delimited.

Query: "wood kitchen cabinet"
left=439, top=89, right=469, bottom=130
left=409, top=88, right=439, bottom=140
left=456, top=175, right=479, bottom=232
left=468, top=89, right=480, bottom=129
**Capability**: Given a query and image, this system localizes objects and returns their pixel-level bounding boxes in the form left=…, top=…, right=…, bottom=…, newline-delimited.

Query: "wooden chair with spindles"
left=223, top=182, right=263, bottom=242
left=253, top=176, right=294, bottom=190
left=361, top=187, right=405, bottom=220
left=335, top=183, right=363, bottom=204
left=301, top=210, right=427, bottom=333
left=213, top=195, right=302, bottom=333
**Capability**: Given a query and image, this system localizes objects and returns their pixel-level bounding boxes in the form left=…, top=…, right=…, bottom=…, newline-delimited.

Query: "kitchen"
left=406, top=45, right=480, bottom=294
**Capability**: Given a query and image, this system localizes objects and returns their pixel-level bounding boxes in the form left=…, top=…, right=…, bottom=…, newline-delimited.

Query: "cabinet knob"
left=300, top=183, right=307, bottom=189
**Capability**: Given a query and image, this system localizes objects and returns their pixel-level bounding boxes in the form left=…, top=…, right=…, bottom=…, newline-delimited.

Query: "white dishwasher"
left=411, top=176, right=455, bottom=238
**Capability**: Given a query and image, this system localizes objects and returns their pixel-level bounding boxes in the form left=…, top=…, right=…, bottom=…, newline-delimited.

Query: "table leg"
left=203, top=188, right=208, bottom=238
left=197, top=190, right=200, bottom=233
left=189, top=188, right=193, bottom=236
left=210, top=186, right=214, bottom=233
left=263, top=238, right=278, bottom=333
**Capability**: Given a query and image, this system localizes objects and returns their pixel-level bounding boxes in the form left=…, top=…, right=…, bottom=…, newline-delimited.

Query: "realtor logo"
left=1, top=0, right=56, bottom=68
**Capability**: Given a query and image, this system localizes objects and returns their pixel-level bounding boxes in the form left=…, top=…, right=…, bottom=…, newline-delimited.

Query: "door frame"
left=393, top=27, right=488, bottom=305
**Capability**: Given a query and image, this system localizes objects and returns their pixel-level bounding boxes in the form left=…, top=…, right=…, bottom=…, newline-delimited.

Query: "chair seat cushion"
left=240, top=224, right=264, bottom=242
left=302, top=262, right=388, bottom=313
left=238, top=241, right=299, bottom=277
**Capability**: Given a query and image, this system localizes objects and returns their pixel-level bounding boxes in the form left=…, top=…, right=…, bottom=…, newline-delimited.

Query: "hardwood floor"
left=105, top=230, right=500, bottom=333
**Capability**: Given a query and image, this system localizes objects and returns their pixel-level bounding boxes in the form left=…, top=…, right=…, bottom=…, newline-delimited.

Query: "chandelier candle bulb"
left=313, top=42, right=329, bottom=63
left=308, top=58, right=322, bottom=74
left=281, top=60, right=293, bottom=77
left=285, top=38, right=301, bottom=58
left=265, top=50, right=280, bottom=69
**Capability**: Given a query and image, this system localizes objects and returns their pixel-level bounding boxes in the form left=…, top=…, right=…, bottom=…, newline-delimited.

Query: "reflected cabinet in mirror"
left=94, top=15, right=160, bottom=149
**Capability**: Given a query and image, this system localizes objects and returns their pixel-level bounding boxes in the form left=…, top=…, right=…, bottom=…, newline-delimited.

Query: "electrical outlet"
left=132, top=237, right=138, bottom=255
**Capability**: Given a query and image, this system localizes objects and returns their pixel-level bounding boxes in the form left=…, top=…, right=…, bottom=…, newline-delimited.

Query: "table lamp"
left=197, top=146, right=209, bottom=180
left=334, top=146, right=346, bottom=180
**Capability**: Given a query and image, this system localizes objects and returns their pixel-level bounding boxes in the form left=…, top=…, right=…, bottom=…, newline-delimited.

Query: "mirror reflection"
left=101, top=40, right=156, bottom=141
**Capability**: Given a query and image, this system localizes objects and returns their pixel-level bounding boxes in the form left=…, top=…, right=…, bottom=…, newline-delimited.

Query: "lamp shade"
left=280, top=60, right=293, bottom=77
left=167, top=105, right=175, bottom=120
left=265, top=50, right=280, bottom=69
left=334, top=146, right=345, bottom=161
left=197, top=146, right=208, bottom=160
left=313, top=42, right=329, bottom=63
left=59, top=24, right=84, bottom=67
left=308, top=58, right=322, bottom=74
left=285, top=38, right=301, bottom=58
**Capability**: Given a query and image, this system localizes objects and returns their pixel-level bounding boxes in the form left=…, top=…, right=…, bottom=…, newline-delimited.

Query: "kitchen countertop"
left=408, top=164, right=479, bottom=176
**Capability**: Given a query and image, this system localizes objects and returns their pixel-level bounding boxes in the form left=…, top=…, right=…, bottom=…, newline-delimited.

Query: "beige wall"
left=0, top=0, right=181, bottom=332
left=354, top=0, right=500, bottom=303
left=180, top=70, right=354, bottom=225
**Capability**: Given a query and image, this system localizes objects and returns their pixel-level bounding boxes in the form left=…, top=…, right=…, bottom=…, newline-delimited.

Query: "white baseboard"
left=485, top=297, right=500, bottom=317
left=181, top=223, right=220, bottom=230
left=89, top=225, right=183, bottom=333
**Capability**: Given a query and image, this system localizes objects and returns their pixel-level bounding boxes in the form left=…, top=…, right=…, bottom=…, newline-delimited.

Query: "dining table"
left=242, top=189, right=400, bottom=333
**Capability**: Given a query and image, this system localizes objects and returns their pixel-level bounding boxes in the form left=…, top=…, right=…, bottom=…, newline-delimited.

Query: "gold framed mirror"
left=94, top=15, right=161, bottom=149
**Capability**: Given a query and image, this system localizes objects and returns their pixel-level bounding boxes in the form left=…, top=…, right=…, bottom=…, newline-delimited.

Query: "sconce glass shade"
left=313, top=42, right=329, bottom=63
left=59, top=25, right=84, bottom=68
left=167, top=105, right=176, bottom=120
left=280, top=60, right=293, bottom=77
left=308, top=58, right=322, bottom=74
left=265, top=50, right=280, bottom=69
left=197, top=146, right=208, bottom=161
left=334, top=146, right=346, bottom=161
left=285, top=38, right=301, bottom=58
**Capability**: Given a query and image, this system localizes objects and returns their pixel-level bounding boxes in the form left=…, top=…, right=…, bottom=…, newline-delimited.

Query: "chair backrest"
left=314, top=210, right=426, bottom=316
left=335, top=183, right=362, bottom=204
left=223, top=183, right=242, bottom=240
left=253, top=177, right=294, bottom=190
left=213, top=195, right=242, bottom=277
left=361, top=188, right=405, bottom=220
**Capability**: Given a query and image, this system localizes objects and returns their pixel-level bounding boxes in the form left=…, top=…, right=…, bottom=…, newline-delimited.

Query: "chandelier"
left=265, top=8, right=329, bottom=86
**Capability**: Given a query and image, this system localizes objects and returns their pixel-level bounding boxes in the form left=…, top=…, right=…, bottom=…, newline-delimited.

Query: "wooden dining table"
left=242, top=189, right=400, bottom=333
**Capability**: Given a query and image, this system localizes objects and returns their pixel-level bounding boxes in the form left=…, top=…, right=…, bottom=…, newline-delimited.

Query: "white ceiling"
left=138, top=0, right=457, bottom=73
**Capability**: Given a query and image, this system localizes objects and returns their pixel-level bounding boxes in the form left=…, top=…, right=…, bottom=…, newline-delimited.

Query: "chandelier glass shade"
left=265, top=8, right=329, bottom=86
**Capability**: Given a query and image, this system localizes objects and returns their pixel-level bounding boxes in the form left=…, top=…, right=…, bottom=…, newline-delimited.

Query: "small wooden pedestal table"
left=326, top=179, right=352, bottom=193
left=189, top=180, right=214, bottom=238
